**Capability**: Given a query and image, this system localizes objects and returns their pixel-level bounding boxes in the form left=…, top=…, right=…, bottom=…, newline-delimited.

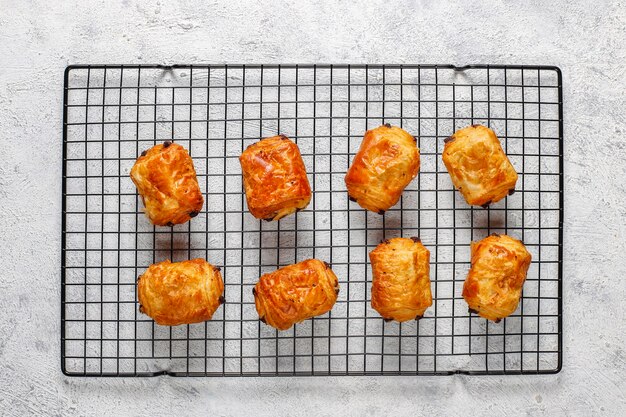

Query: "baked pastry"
left=253, top=259, right=339, bottom=330
left=345, top=124, right=419, bottom=214
left=130, top=141, right=204, bottom=226
left=463, top=234, right=532, bottom=322
left=239, top=135, right=311, bottom=221
left=369, top=237, right=432, bottom=322
left=137, top=259, right=224, bottom=326
left=442, top=124, right=518, bottom=207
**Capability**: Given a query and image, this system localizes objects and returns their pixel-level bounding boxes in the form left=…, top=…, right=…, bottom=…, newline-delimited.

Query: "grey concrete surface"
left=0, top=0, right=625, bottom=415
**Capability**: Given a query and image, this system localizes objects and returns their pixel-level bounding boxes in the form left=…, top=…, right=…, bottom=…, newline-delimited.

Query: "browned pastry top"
left=442, top=124, right=517, bottom=207
left=463, top=234, right=532, bottom=321
left=239, top=136, right=311, bottom=221
left=137, top=259, right=224, bottom=326
left=254, top=259, right=339, bottom=330
left=130, top=142, right=204, bottom=226
left=345, top=124, right=420, bottom=213
left=369, top=237, right=432, bottom=322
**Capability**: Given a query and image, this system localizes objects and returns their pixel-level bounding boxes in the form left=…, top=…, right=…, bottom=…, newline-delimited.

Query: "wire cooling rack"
left=62, top=64, right=563, bottom=376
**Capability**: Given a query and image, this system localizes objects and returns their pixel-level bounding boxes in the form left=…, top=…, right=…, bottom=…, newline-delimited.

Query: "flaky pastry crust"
left=462, top=234, right=532, bottom=322
left=369, top=237, right=432, bottom=322
left=137, top=259, right=224, bottom=326
left=253, top=259, right=339, bottom=330
left=442, top=124, right=517, bottom=207
left=239, top=135, right=311, bottom=221
left=130, top=142, right=204, bottom=226
left=345, top=124, right=420, bottom=214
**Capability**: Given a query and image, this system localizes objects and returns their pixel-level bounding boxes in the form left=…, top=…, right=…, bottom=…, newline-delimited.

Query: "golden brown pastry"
left=345, top=124, right=420, bottom=214
left=442, top=124, right=518, bottom=207
left=130, top=141, right=204, bottom=226
left=369, top=237, right=432, bottom=322
left=137, top=259, right=224, bottom=326
left=463, top=234, right=532, bottom=322
left=253, top=259, right=339, bottom=330
left=239, top=135, right=311, bottom=221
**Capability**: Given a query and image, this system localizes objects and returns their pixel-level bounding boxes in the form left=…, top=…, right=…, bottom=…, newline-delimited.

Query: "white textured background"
left=0, top=0, right=625, bottom=415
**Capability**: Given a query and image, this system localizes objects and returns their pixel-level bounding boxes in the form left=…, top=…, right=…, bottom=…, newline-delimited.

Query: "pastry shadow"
left=153, top=229, right=192, bottom=261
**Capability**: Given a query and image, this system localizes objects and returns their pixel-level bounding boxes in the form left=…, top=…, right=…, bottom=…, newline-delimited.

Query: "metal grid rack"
left=62, top=64, right=563, bottom=376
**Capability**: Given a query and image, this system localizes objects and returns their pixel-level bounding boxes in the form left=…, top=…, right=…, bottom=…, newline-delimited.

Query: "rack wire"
left=62, top=64, right=563, bottom=376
